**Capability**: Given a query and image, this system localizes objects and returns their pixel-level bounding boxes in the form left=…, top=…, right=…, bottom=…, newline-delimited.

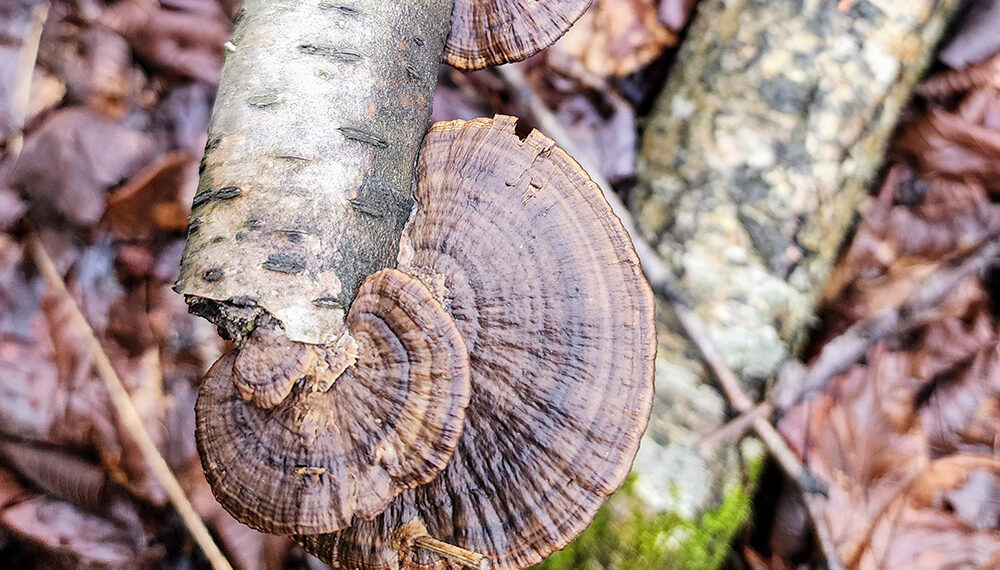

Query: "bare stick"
left=498, top=63, right=845, bottom=570
left=414, top=535, right=492, bottom=570
left=7, top=0, right=49, bottom=158
left=787, top=236, right=1000, bottom=408
left=699, top=402, right=772, bottom=453
left=26, top=231, right=234, bottom=570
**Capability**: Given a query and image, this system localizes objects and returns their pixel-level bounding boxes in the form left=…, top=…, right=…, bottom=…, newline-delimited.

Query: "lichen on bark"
left=627, top=0, right=960, bottom=542
left=636, top=0, right=959, bottom=382
left=176, top=0, right=453, bottom=345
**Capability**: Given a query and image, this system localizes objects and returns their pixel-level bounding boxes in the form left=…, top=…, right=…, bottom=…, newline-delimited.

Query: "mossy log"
left=627, top=0, right=959, bottom=539
left=175, top=0, right=452, bottom=345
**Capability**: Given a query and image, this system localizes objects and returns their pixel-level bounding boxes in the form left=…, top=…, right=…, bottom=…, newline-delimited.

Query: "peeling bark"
left=630, top=0, right=959, bottom=518
left=176, top=0, right=453, bottom=345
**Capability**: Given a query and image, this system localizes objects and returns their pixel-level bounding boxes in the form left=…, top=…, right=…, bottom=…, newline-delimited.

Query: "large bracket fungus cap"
left=302, top=116, right=656, bottom=569
left=445, top=0, right=592, bottom=70
left=196, top=269, right=471, bottom=535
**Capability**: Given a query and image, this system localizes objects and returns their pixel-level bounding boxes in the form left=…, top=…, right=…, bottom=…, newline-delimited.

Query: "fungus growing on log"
left=196, top=269, right=471, bottom=535
left=180, top=0, right=654, bottom=567
left=298, top=116, right=656, bottom=570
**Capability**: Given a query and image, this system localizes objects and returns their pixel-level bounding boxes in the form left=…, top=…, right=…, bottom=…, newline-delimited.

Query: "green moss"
left=538, top=468, right=756, bottom=570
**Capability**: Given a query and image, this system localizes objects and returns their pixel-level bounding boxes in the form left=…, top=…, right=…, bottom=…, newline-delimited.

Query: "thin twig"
left=26, top=230, right=234, bottom=570
left=414, top=535, right=492, bottom=570
left=699, top=402, right=772, bottom=453
left=788, top=235, right=1000, bottom=408
left=7, top=0, right=49, bottom=158
left=497, top=64, right=844, bottom=570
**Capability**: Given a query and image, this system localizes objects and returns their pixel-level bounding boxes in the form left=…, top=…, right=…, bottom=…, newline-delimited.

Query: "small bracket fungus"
left=299, top=116, right=656, bottom=569
left=196, top=269, right=471, bottom=535
left=232, top=325, right=320, bottom=409
left=445, top=0, right=593, bottom=70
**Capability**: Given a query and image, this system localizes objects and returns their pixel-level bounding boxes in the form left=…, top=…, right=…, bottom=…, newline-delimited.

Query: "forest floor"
left=0, top=1, right=998, bottom=569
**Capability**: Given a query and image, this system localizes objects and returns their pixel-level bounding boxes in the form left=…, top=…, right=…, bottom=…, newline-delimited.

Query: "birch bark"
left=176, top=0, right=453, bottom=345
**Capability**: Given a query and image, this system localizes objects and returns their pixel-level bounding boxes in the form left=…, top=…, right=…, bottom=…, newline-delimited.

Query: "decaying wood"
left=636, top=0, right=960, bottom=383
left=628, top=0, right=961, bottom=535
left=176, top=0, right=453, bottom=345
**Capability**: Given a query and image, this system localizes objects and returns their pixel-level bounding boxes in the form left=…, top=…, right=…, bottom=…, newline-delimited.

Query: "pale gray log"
left=631, top=0, right=959, bottom=520
left=176, top=0, right=453, bottom=344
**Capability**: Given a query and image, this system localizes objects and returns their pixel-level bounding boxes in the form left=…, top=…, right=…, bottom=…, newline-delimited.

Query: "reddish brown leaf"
left=897, top=108, right=1000, bottom=194
left=920, top=345, right=1000, bottom=457
left=554, top=90, right=637, bottom=182
left=858, top=456, right=1000, bottom=569
left=659, top=0, right=700, bottom=32
left=779, top=347, right=931, bottom=566
left=37, top=13, right=135, bottom=119
left=938, top=0, right=1000, bottom=69
left=547, top=0, right=675, bottom=80
left=0, top=187, right=25, bottom=230
left=1, top=496, right=158, bottom=568
left=105, top=151, right=199, bottom=240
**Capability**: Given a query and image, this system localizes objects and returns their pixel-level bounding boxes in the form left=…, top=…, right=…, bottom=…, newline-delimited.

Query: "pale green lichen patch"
left=539, top=469, right=756, bottom=570
left=247, top=94, right=282, bottom=108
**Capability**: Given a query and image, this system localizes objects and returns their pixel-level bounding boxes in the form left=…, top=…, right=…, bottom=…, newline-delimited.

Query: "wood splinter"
left=413, top=535, right=492, bottom=570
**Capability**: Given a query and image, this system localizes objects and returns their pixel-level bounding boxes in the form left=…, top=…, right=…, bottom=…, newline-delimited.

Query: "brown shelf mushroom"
left=445, top=0, right=593, bottom=70
left=184, top=2, right=654, bottom=566
left=299, top=116, right=656, bottom=569
left=196, top=269, right=471, bottom=536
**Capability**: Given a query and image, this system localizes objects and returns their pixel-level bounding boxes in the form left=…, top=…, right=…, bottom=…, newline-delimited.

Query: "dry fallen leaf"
left=919, top=340, right=1000, bottom=457
left=554, top=89, right=638, bottom=182
left=858, top=455, right=1000, bottom=569
left=105, top=150, right=199, bottom=240
left=659, top=0, right=700, bottom=32
left=897, top=107, right=1000, bottom=194
left=6, top=107, right=158, bottom=226
left=548, top=0, right=675, bottom=80
left=100, top=0, right=231, bottom=85
left=938, top=0, right=1000, bottom=69
left=779, top=345, right=1000, bottom=569
left=0, top=462, right=159, bottom=568
left=37, top=11, right=135, bottom=119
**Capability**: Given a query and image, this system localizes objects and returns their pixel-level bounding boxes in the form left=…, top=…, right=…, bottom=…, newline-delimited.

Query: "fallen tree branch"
left=699, top=402, right=772, bottom=453
left=25, top=229, right=233, bottom=570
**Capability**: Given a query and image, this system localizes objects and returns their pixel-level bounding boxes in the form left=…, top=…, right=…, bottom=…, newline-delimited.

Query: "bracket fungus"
left=297, top=116, right=656, bottom=569
left=196, top=269, right=471, bottom=535
left=180, top=1, right=654, bottom=568
left=445, top=0, right=593, bottom=70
